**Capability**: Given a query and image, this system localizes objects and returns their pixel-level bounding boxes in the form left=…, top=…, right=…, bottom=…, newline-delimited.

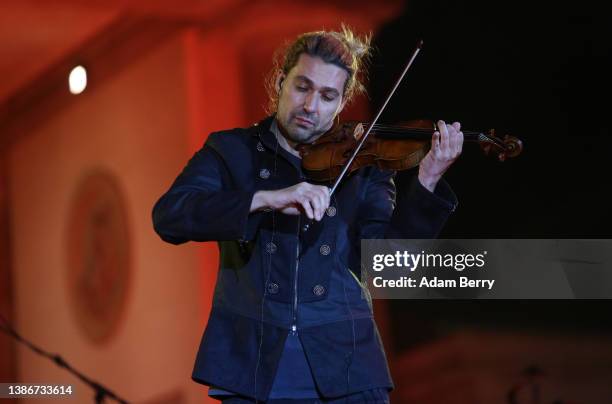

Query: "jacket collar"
left=254, top=115, right=303, bottom=175
left=254, top=115, right=277, bottom=150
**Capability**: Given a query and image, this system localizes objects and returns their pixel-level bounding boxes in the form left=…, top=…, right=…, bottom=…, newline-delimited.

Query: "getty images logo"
left=372, top=250, right=488, bottom=272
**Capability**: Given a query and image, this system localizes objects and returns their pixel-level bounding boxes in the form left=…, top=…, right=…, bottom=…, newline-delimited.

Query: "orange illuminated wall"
left=8, top=33, right=206, bottom=404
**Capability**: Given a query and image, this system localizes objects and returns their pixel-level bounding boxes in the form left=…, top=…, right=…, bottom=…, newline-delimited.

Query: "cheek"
left=277, top=95, right=292, bottom=118
left=320, top=102, right=341, bottom=121
left=282, top=93, right=302, bottom=113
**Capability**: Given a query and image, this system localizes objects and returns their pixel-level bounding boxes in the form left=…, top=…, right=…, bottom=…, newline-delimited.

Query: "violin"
left=298, top=119, right=523, bottom=183
left=296, top=40, right=523, bottom=196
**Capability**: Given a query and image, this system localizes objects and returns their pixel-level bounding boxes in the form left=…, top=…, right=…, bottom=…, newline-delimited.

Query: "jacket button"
left=256, top=142, right=265, bottom=152
left=312, top=284, right=326, bottom=296
left=259, top=168, right=270, bottom=179
left=319, top=244, right=331, bottom=256
left=266, top=242, right=277, bottom=254
left=326, top=206, right=337, bottom=217
left=267, top=282, right=279, bottom=294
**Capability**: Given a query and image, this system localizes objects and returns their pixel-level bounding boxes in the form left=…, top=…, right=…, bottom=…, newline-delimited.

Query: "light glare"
left=69, top=65, right=87, bottom=94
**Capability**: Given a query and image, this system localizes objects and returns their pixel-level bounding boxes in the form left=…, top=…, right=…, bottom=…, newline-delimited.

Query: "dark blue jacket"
left=151, top=116, right=457, bottom=401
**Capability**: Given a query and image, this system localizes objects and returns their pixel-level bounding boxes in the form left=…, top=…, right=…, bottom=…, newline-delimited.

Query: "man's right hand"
left=250, top=182, right=330, bottom=221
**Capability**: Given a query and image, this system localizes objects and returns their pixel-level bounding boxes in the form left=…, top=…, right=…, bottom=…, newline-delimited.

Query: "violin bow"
left=329, top=39, right=424, bottom=197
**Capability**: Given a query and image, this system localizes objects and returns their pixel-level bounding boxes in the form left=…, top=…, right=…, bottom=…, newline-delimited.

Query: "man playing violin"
left=152, top=26, right=462, bottom=404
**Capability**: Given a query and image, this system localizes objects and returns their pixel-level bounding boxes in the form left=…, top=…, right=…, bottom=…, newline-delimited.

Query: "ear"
left=275, top=72, right=286, bottom=94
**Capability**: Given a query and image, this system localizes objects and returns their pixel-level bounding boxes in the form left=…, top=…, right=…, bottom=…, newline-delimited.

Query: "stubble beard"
left=280, top=113, right=338, bottom=146
left=278, top=117, right=319, bottom=146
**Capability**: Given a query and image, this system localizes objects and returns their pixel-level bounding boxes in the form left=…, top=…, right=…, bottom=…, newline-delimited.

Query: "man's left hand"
left=418, top=120, right=463, bottom=192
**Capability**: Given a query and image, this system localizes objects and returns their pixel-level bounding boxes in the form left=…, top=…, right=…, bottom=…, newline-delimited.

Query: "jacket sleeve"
left=358, top=168, right=458, bottom=240
left=152, top=141, right=260, bottom=244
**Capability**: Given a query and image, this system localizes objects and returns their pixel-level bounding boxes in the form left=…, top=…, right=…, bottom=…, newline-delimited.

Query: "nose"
left=303, top=91, right=318, bottom=114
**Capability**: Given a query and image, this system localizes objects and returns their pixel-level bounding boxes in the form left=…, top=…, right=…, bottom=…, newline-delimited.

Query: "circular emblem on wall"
left=66, top=169, right=131, bottom=345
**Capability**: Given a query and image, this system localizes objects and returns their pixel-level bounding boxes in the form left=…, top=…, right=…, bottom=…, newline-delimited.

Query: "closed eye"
left=322, top=94, right=337, bottom=102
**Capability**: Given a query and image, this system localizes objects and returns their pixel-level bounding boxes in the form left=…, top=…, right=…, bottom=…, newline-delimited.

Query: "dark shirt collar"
left=256, top=115, right=303, bottom=175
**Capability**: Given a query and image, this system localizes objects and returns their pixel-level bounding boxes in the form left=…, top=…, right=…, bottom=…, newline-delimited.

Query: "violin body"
left=298, top=119, right=522, bottom=183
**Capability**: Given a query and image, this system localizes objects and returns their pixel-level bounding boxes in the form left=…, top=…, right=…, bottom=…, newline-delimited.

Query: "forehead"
left=287, top=53, right=348, bottom=93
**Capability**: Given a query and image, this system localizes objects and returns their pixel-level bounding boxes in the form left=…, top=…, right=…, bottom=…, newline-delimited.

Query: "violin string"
left=365, top=122, right=486, bottom=133
left=370, top=125, right=480, bottom=133
left=370, top=128, right=483, bottom=136
left=369, top=129, right=483, bottom=138
left=366, top=122, right=475, bottom=130
left=366, top=124, right=484, bottom=136
left=370, top=130, right=503, bottom=148
left=358, top=124, right=505, bottom=147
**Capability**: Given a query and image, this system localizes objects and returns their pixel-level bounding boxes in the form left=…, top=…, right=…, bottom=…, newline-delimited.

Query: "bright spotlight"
left=69, top=65, right=87, bottom=95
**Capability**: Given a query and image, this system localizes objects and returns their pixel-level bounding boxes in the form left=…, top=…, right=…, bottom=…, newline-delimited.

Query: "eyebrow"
left=294, top=75, right=341, bottom=96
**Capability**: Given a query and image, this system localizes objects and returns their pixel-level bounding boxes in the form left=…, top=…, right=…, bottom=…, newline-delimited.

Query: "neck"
left=272, top=118, right=301, bottom=158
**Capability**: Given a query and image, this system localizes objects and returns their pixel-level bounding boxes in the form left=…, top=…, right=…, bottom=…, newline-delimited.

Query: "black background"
left=367, top=0, right=612, bottom=350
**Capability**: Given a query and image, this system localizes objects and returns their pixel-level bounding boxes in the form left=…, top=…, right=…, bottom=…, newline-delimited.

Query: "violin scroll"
left=481, top=129, right=523, bottom=162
